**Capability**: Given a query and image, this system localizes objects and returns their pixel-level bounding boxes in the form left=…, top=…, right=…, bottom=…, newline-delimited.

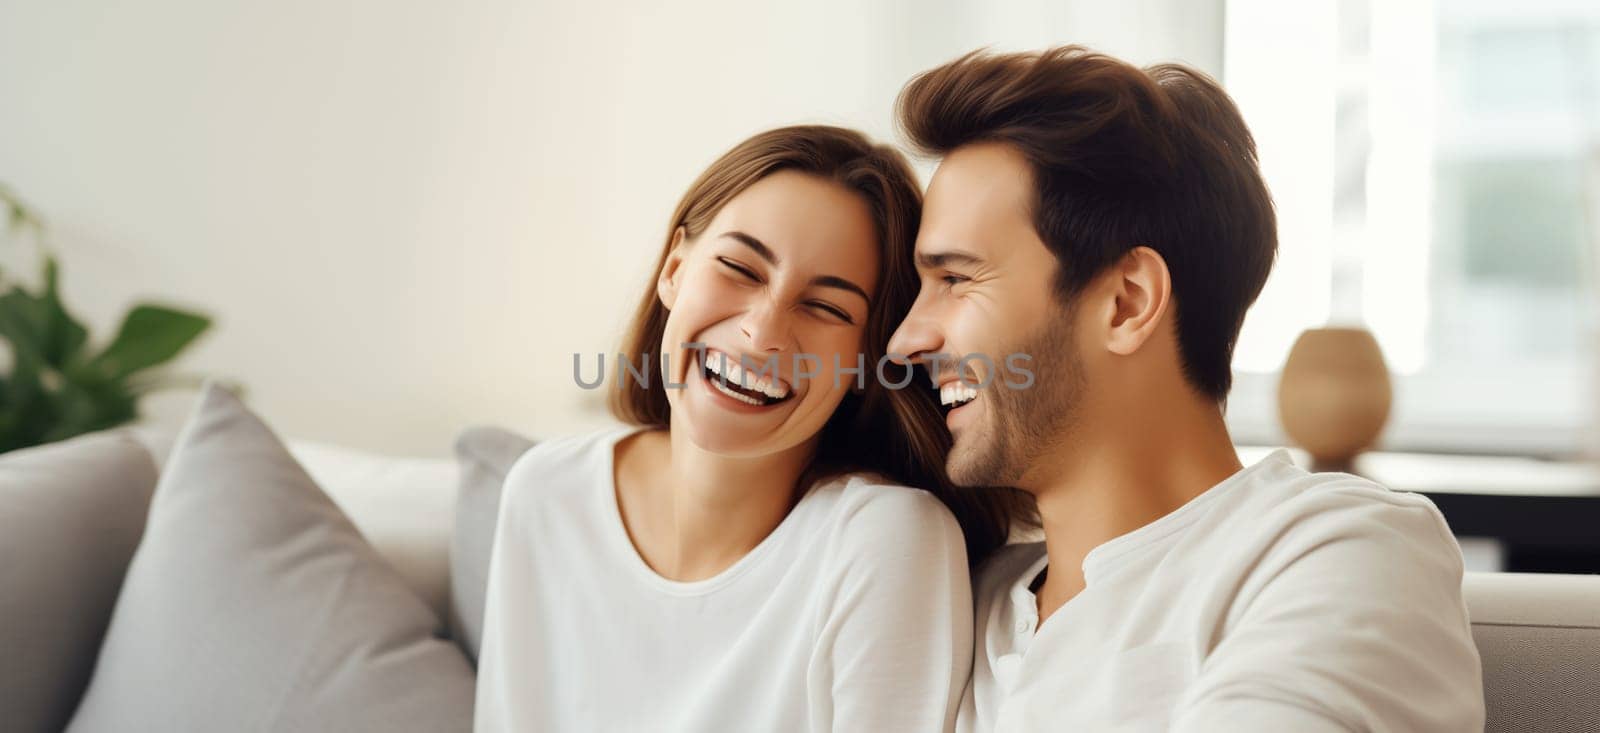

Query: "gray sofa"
left=1464, top=572, right=1600, bottom=731
left=2, top=417, right=1597, bottom=732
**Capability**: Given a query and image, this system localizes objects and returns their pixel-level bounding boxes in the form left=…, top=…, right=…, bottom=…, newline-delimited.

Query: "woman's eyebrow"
left=722, top=231, right=779, bottom=265
left=812, top=275, right=870, bottom=303
left=721, top=230, right=870, bottom=304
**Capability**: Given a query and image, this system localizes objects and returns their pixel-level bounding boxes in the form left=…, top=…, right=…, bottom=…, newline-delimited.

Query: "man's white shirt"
left=959, top=450, right=1485, bottom=732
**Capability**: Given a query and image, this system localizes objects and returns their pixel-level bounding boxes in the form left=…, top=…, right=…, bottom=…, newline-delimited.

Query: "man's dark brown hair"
left=897, top=46, right=1277, bottom=400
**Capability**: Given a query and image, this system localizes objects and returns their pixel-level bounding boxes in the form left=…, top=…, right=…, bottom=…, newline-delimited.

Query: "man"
left=887, top=47, right=1484, bottom=731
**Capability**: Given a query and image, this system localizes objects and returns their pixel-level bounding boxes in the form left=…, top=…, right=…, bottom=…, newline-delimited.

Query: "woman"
left=474, top=126, right=1028, bottom=732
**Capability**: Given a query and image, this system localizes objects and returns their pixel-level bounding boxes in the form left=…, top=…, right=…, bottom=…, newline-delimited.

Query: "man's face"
left=888, top=143, right=1085, bottom=489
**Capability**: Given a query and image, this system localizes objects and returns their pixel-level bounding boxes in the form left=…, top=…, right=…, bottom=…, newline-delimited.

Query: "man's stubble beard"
left=948, top=308, right=1084, bottom=488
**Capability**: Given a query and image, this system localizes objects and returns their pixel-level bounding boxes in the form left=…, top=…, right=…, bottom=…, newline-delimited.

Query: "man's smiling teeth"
left=940, top=382, right=978, bottom=407
left=704, top=349, right=791, bottom=400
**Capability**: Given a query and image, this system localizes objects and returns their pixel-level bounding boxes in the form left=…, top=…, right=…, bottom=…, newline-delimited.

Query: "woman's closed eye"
left=718, top=257, right=762, bottom=282
left=806, top=300, right=854, bottom=325
left=719, top=256, right=857, bottom=324
left=940, top=273, right=970, bottom=289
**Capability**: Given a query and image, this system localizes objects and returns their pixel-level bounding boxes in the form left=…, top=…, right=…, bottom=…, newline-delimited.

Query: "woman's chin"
left=675, top=415, right=780, bottom=458
left=678, top=393, right=788, bottom=457
left=677, top=387, right=803, bottom=459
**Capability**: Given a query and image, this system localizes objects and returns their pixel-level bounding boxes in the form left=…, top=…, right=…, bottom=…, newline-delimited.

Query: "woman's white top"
left=474, top=428, right=972, bottom=732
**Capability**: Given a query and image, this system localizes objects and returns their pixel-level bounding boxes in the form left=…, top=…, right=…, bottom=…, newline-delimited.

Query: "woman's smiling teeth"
left=939, top=382, right=978, bottom=408
left=701, top=349, right=794, bottom=406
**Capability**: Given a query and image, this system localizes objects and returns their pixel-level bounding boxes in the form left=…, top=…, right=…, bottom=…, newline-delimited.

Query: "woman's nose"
left=740, top=299, right=792, bottom=353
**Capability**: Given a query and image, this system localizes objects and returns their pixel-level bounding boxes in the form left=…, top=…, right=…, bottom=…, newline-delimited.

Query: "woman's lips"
left=695, top=349, right=795, bottom=410
left=701, top=347, right=793, bottom=400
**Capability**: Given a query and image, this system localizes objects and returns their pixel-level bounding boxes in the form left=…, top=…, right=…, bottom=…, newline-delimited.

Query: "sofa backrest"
left=10, top=426, right=1598, bottom=732
left=1464, top=571, right=1600, bottom=733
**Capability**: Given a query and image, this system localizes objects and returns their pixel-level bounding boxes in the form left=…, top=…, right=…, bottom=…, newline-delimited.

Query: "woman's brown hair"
left=610, top=124, right=1031, bottom=566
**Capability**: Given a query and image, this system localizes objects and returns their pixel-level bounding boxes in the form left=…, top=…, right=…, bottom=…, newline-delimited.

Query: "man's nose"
left=887, top=300, right=942, bottom=365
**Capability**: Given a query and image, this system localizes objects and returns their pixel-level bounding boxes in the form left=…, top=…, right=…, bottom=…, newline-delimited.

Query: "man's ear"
left=656, top=226, right=689, bottom=310
left=1101, top=246, right=1172, bottom=356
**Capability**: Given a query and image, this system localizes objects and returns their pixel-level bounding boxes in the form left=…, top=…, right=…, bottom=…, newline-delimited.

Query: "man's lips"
left=935, top=370, right=982, bottom=410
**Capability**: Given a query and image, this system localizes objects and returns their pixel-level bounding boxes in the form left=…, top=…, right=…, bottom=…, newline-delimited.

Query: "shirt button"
left=1015, top=618, right=1034, bottom=635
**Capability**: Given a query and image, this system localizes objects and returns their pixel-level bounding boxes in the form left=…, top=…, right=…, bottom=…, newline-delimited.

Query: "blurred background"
left=0, top=0, right=1594, bottom=468
left=0, top=0, right=1226, bottom=455
left=1226, top=0, right=1599, bottom=458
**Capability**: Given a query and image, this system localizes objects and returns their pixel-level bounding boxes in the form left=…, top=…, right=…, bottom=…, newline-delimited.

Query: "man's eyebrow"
left=916, top=249, right=986, bottom=269
left=721, top=231, right=778, bottom=265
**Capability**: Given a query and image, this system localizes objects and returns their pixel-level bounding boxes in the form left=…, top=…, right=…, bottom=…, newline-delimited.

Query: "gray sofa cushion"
left=1464, top=571, right=1600, bottom=733
left=67, top=383, right=474, bottom=732
left=0, top=431, right=159, bottom=733
left=450, top=425, right=535, bottom=664
left=132, top=420, right=461, bottom=622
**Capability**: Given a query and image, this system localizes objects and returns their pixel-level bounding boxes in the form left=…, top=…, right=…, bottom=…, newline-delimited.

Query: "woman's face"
left=657, top=170, right=880, bottom=458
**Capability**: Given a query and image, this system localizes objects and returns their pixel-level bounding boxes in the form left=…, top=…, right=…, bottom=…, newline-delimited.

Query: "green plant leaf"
left=0, top=187, right=218, bottom=453
left=0, top=347, right=54, bottom=452
left=39, top=257, right=87, bottom=366
left=1, top=186, right=43, bottom=239
left=0, top=187, right=205, bottom=453
left=82, top=305, right=211, bottom=382
left=0, top=288, right=53, bottom=368
left=40, top=377, right=136, bottom=443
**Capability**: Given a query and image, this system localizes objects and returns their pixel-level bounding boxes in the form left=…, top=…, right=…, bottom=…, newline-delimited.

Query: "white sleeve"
left=471, top=453, right=540, bottom=733
left=808, top=488, right=974, bottom=733
left=1171, top=488, right=1485, bottom=732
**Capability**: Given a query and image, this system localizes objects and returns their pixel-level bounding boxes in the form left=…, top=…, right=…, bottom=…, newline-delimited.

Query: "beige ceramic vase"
left=1277, top=327, right=1392, bottom=471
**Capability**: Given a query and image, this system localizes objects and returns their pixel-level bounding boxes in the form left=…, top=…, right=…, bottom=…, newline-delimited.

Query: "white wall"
left=0, top=0, right=1220, bottom=456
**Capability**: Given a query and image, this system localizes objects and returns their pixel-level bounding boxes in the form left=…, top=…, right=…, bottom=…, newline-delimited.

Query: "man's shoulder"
left=1187, top=456, right=1467, bottom=601
left=1223, top=457, right=1458, bottom=553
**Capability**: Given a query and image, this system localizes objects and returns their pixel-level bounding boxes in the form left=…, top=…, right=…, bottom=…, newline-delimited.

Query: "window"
left=1224, top=0, right=1599, bottom=456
